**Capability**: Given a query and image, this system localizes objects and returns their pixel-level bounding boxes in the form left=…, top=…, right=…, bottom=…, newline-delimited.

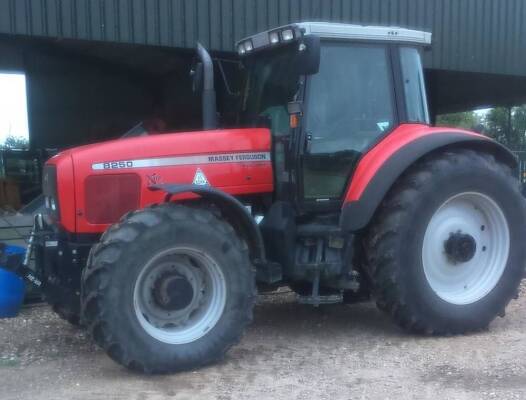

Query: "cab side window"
left=400, top=47, right=430, bottom=124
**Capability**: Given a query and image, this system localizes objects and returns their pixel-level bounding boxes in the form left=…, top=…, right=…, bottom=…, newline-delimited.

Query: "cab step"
left=297, top=293, right=343, bottom=306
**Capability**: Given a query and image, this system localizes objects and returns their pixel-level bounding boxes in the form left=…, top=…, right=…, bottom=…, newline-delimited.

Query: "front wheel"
left=366, top=149, right=526, bottom=334
left=81, top=204, right=255, bottom=373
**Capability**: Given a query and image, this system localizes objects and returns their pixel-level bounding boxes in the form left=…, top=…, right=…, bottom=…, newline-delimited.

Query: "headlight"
left=42, top=165, right=60, bottom=219
left=237, top=44, right=246, bottom=55
left=269, top=31, right=280, bottom=44
left=281, top=29, right=294, bottom=41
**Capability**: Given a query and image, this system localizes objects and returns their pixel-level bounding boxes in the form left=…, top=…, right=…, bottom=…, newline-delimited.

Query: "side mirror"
left=296, top=35, right=320, bottom=75
left=190, top=62, right=203, bottom=93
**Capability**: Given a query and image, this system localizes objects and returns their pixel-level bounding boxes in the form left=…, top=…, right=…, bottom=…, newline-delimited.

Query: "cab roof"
left=236, top=22, right=431, bottom=56
left=297, top=22, right=431, bottom=45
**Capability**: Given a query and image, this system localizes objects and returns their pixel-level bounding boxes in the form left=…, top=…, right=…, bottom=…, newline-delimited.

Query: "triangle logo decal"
left=192, top=168, right=209, bottom=186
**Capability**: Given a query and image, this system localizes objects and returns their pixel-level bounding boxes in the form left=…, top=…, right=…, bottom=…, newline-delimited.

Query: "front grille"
left=85, top=174, right=141, bottom=224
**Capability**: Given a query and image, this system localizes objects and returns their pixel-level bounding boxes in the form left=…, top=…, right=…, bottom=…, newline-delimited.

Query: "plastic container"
left=0, top=245, right=26, bottom=318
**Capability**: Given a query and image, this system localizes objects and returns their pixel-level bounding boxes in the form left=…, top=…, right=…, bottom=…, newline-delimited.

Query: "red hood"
left=46, top=128, right=274, bottom=233
left=63, top=128, right=271, bottom=164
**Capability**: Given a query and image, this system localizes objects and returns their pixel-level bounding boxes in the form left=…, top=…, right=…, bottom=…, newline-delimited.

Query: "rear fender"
left=340, top=125, right=517, bottom=232
left=150, top=184, right=266, bottom=263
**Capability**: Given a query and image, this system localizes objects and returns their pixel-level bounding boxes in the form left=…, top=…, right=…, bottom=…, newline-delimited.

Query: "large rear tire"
left=81, top=203, right=255, bottom=373
left=365, top=149, right=526, bottom=334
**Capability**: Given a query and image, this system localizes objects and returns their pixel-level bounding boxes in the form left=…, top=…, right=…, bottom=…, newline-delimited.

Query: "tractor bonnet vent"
left=85, top=174, right=141, bottom=224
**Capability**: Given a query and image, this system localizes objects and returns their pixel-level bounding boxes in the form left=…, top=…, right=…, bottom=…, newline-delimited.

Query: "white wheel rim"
left=133, top=247, right=226, bottom=345
left=422, top=192, right=510, bottom=305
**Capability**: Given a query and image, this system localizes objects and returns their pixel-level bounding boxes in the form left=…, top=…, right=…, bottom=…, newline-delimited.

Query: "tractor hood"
left=67, top=128, right=271, bottom=168
left=45, top=128, right=273, bottom=233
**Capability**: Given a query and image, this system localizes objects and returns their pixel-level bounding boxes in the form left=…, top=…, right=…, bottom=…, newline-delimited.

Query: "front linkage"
left=0, top=214, right=45, bottom=289
left=0, top=214, right=92, bottom=323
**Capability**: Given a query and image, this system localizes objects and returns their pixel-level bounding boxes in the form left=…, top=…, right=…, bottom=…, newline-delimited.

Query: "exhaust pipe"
left=196, top=42, right=218, bottom=130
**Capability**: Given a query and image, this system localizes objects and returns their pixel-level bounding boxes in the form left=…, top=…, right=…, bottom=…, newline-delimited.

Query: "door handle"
left=305, top=132, right=313, bottom=152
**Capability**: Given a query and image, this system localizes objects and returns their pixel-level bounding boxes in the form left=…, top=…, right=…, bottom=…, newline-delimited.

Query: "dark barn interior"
left=0, top=35, right=203, bottom=149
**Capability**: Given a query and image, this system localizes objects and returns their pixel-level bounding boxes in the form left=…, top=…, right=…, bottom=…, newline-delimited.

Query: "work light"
left=269, top=31, right=280, bottom=44
left=243, top=40, right=253, bottom=52
left=281, top=29, right=294, bottom=41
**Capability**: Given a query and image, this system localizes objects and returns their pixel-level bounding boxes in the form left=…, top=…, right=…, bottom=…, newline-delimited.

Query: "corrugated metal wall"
left=1, top=0, right=525, bottom=76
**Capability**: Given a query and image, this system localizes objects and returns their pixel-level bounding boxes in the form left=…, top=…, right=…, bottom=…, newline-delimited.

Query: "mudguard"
left=340, top=124, right=517, bottom=232
left=150, top=184, right=266, bottom=263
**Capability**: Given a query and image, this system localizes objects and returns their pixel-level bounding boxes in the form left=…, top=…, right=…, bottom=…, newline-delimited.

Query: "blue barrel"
left=0, top=245, right=26, bottom=318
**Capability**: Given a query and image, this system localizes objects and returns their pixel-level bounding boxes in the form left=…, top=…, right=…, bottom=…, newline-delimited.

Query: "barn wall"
left=0, top=0, right=525, bottom=76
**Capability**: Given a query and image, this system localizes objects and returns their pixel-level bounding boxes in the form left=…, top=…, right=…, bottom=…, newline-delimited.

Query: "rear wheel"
left=366, top=149, right=526, bottom=334
left=81, top=204, right=255, bottom=373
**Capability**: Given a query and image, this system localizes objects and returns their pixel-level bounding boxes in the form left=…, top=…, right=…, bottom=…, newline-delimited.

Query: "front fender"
left=340, top=125, right=517, bottom=232
left=150, top=184, right=266, bottom=263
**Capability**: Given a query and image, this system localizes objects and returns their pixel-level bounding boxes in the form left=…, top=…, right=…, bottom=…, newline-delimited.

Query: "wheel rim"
left=422, top=192, right=510, bottom=305
left=133, top=247, right=226, bottom=344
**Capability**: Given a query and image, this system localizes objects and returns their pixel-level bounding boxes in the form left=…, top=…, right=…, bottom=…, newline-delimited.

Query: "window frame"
left=295, top=39, right=401, bottom=213
left=395, top=45, right=431, bottom=124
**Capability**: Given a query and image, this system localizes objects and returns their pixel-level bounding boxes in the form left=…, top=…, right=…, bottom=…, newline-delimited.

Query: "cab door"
left=298, top=42, right=397, bottom=210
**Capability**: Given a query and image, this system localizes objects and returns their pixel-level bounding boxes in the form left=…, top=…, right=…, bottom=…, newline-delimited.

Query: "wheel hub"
left=153, top=272, right=195, bottom=311
left=133, top=248, right=227, bottom=344
left=444, top=231, right=477, bottom=264
left=422, top=192, right=510, bottom=305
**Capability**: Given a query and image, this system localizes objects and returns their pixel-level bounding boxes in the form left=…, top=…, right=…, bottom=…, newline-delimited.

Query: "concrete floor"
left=1, top=283, right=526, bottom=400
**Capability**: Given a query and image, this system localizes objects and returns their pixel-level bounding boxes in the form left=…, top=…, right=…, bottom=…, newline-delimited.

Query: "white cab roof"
left=297, top=22, right=431, bottom=45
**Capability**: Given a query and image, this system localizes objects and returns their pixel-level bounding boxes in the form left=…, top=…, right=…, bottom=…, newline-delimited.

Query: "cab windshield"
left=239, top=45, right=300, bottom=133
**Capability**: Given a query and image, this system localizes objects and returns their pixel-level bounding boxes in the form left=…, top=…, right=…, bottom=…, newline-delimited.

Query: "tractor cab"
left=235, top=22, right=431, bottom=210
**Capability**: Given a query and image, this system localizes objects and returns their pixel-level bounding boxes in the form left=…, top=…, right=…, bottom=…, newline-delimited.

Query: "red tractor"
left=25, top=22, right=526, bottom=373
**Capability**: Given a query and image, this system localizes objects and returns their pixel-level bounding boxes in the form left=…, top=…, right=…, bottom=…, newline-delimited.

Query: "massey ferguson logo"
left=207, top=153, right=269, bottom=162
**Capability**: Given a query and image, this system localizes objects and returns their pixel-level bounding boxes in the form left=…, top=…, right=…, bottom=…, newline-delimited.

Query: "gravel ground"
left=1, top=284, right=525, bottom=400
